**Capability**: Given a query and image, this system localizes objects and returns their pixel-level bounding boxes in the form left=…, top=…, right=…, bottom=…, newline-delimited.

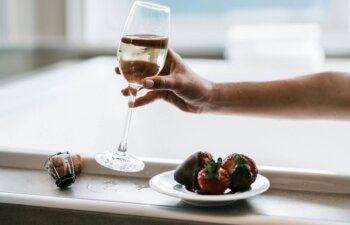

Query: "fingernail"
left=144, top=79, right=154, bottom=88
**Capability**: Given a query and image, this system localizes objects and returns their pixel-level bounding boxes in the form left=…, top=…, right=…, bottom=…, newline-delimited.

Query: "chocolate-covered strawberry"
left=197, top=158, right=231, bottom=195
left=222, top=154, right=258, bottom=191
left=174, top=151, right=213, bottom=190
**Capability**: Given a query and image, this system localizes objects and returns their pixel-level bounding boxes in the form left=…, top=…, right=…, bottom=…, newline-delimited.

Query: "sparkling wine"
left=95, top=1, right=170, bottom=173
left=118, top=34, right=168, bottom=87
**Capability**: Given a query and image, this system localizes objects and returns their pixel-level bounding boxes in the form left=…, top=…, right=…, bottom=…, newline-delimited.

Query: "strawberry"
left=197, top=158, right=231, bottom=195
left=174, top=151, right=213, bottom=191
left=222, top=154, right=258, bottom=191
left=198, top=151, right=214, bottom=168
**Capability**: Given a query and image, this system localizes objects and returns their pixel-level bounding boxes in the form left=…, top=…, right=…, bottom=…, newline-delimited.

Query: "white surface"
left=0, top=167, right=349, bottom=225
left=0, top=57, right=350, bottom=173
left=1, top=149, right=350, bottom=194
left=149, top=170, right=270, bottom=206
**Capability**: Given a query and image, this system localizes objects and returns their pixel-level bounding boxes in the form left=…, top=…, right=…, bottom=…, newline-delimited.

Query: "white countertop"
left=0, top=165, right=349, bottom=225
left=0, top=57, right=350, bottom=173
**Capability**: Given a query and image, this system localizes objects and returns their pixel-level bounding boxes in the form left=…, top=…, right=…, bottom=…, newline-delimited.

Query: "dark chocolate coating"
left=174, top=152, right=201, bottom=190
left=229, top=164, right=252, bottom=191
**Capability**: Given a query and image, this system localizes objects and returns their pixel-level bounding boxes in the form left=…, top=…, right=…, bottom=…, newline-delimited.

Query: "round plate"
left=149, top=170, right=270, bottom=206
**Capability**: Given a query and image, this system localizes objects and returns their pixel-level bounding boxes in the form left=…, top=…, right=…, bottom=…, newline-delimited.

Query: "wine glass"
left=95, top=1, right=170, bottom=172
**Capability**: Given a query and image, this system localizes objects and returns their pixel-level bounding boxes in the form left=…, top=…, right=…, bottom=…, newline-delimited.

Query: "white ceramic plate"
left=150, top=170, right=270, bottom=206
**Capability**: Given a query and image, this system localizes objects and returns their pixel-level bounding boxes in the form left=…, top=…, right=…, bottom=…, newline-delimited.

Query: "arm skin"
left=116, top=49, right=350, bottom=120
left=208, top=72, right=350, bottom=119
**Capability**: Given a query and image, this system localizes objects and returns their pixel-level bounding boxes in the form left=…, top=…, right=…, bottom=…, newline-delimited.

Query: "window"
left=2, top=0, right=350, bottom=56
left=68, top=0, right=350, bottom=56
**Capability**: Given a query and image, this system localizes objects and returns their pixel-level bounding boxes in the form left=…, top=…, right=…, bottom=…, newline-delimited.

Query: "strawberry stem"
left=204, top=158, right=223, bottom=180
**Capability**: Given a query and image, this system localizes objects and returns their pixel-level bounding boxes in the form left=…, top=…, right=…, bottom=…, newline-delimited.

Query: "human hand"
left=116, top=48, right=214, bottom=113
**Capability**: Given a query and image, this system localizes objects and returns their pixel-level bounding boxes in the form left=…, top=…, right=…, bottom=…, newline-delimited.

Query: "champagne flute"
left=95, top=1, right=170, bottom=172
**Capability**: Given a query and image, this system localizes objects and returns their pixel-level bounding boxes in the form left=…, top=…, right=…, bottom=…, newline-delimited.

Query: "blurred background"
left=1, top=0, right=350, bottom=77
left=1, top=0, right=350, bottom=172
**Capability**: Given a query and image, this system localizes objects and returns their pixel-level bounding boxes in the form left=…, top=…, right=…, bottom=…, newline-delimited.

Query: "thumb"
left=143, top=76, right=179, bottom=90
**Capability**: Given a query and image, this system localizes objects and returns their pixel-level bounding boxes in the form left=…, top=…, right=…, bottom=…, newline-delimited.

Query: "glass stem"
left=117, top=87, right=138, bottom=155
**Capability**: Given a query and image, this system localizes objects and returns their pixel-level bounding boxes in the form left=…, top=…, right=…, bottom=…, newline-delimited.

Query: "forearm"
left=208, top=72, right=350, bottom=119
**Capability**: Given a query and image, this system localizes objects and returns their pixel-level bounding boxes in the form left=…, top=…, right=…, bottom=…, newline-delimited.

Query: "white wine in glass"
left=95, top=1, right=170, bottom=172
left=119, top=34, right=168, bottom=87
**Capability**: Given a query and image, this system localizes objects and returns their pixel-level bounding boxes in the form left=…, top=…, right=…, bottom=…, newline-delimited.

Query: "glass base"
left=95, top=151, right=145, bottom=172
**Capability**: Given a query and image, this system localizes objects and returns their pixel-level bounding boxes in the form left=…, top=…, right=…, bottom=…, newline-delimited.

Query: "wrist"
left=204, top=82, right=221, bottom=113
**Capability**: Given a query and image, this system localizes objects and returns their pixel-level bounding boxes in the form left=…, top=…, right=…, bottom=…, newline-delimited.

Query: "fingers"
left=133, top=91, right=166, bottom=108
left=159, top=48, right=179, bottom=75
left=121, top=86, right=143, bottom=96
left=167, top=48, right=182, bottom=62
left=143, top=75, right=180, bottom=91
left=133, top=90, right=191, bottom=112
left=121, top=87, right=130, bottom=96
left=120, top=82, right=169, bottom=107
left=121, top=87, right=167, bottom=108
left=121, top=90, right=161, bottom=107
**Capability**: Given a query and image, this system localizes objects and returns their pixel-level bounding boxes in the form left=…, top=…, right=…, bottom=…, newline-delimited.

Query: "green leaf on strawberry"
left=197, top=158, right=231, bottom=195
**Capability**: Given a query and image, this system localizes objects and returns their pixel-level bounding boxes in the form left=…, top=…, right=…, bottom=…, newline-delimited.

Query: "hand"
left=116, top=50, right=350, bottom=119
left=116, top=48, right=214, bottom=113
